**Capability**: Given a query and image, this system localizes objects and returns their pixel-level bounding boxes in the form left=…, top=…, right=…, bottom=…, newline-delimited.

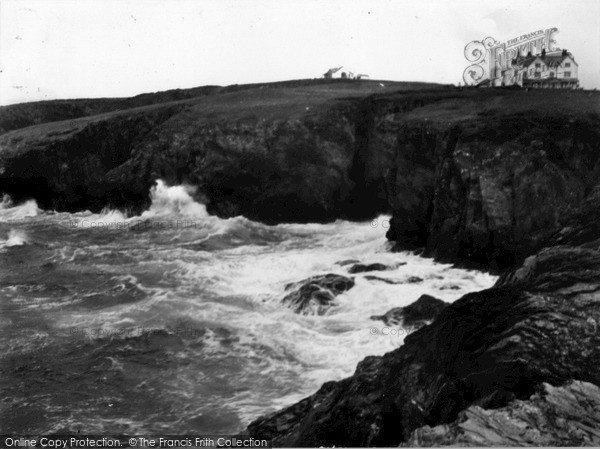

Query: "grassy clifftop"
left=0, top=79, right=445, bottom=135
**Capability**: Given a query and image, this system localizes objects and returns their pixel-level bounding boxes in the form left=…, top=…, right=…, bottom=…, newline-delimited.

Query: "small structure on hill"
left=321, top=67, right=370, bottom=80
left=323, top=67, right=343, bottom=79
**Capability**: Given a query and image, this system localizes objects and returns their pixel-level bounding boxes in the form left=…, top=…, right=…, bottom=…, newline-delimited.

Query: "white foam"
left=68, top=180, right=212, bottom=230
left=0, top=196, right=40, bottom=221
left=0, top=228, right=28, bottom=248
left=141, top=180, right=209, bottom=219
left=97, top=207, right=128, bottom=223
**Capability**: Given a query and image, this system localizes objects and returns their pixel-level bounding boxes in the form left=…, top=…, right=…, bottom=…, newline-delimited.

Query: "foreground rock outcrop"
left=282, top=274, right=355, bottom=315
left=405, top=381, right=600, bottom=446
left=347, top=262, right=399, bottom=274
left=371, top=294, right=446, bottom=327
left=247, top=189, right=600, bottom=446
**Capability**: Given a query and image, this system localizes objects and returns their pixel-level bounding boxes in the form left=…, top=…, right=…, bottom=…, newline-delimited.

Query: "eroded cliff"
left=382, top=95, right=600, bottom=270
left=0, top=80, right=446, bottom=221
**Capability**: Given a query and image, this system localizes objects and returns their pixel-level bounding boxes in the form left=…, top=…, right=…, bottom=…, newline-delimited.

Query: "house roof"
left=513, top=55, right=540, bottom=68
left=512, top=51, right=578, bottom=69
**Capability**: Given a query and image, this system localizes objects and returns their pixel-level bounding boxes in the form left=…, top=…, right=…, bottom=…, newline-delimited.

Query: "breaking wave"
left=141, top=180, right=209, bottom=219
left=0, top=228, right=28, bottom=247
left=0, top=194, right=40, bottom=221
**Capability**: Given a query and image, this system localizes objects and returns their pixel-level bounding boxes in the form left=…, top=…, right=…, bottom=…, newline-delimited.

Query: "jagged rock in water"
left=406, top=276, right=423, bottom=283
left=348, top=262, right=402, bottom=274
left=281, top=274, right=355, bottom=315
left=334, top=259, right=360, bottom=266
left=371, top=294, right=447, bottom=327
left=401, top=294, right=447, bottom=326
left=404, top=381, right=600, bottom=447
left=364, top=275, right=401, bottom=285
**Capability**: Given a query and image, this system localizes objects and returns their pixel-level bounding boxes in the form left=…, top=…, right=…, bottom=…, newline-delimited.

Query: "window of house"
left=535, top=72, right=541, bottom=78
left=565, top=62, right=571, bottom=67
left=535, top=63, right=541, bottom=68
left=549, top=72, right=554, bottom=78
left=565, top=71, right=571, bottom=78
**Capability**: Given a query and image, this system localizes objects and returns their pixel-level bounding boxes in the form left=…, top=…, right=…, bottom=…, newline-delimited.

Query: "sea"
left=0, top=180, right=496, bottom=435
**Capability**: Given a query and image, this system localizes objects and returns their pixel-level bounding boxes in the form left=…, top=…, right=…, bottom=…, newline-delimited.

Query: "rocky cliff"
left=382, top=94, right=600, bottom=270
left=248, top=187, right=600, bottom=446
left=7, top=81, right=597, bottom=235
left=405, top=381, right=600, bottom=446
left=245, top=89, right=600, bottom=446
left=0, top=79, right=446, bottom=221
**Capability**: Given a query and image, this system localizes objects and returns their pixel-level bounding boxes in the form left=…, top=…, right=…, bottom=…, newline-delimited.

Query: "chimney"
left=541, top=48, right=546, bottom=58
left=562, top=49, right=568, bottom=56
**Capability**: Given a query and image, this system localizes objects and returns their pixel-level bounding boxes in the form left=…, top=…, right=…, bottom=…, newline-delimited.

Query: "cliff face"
left=0, top=80, right=446, bottom=221
left=382, top=105, right=600, bottom=270
left=109, top=101, right=358, bottom=222
left=4, top=82, right=597, bottom=243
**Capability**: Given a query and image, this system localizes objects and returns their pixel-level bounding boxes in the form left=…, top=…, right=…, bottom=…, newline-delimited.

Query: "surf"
left=0, top=180, right=497, bottom=434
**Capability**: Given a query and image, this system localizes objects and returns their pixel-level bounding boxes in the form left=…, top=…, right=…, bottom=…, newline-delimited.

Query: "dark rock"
left=248, top=190, right=600, bottom=446
left=382, top=101, right=600, bottom=271
left=282, top=274, right=355, bottom=315
left=398, top=294, right=447, bottom=327
left=348, top=262, right=396, bottom=274
left=405, top=381, right=600, bottom=447
left=364, top=275, right=401, bottom=284
left=406, top=276, right=423, bottom=283
left=371, top=307, right=404, bottom=325
left=439, top=284, right=461, bottom=290
left=334, top=259, right=360, bottom=266
left=370, top=294, right=446, bottom=327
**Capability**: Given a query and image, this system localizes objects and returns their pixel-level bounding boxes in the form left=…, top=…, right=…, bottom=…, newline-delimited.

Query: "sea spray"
left=141, top=180, right=209, bottom=219
left=0, top=195, right=40, bottom=221
left=1, top=228, right=28, bottom=247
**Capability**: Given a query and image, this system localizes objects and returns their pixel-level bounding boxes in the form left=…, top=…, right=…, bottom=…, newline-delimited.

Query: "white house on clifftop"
left=483, top=49, right=579, bottom=89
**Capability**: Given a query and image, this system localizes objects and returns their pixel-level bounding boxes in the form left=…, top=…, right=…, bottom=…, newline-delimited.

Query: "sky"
left=1, top=0, right=599, bottom=105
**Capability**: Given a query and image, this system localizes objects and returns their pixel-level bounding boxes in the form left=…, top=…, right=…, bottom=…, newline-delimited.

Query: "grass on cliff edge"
left=402, top=88, right=600, bottom=127
left=0, top=79, right=445, bottom=135
left=1, top=79, right=599, bottom=141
